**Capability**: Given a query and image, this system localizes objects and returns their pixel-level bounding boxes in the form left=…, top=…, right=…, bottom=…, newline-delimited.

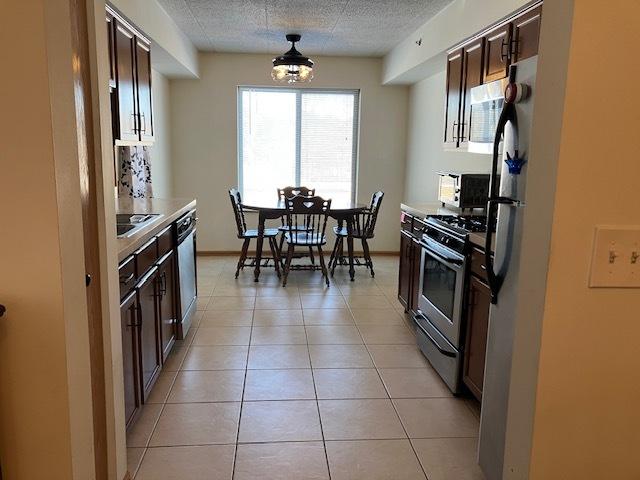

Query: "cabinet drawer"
left=157, top=224, right=174, bottom=258
left=135, top=237, right=158, bottom=278
left=400, top=212, right=413, bottom=231
left=118, top=255, right=136, bottom=299
left=470, top=247, right=489, bottom=282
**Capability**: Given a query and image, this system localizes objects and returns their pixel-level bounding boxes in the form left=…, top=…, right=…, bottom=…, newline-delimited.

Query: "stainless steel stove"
left=413, top=214, right=487, bottom=393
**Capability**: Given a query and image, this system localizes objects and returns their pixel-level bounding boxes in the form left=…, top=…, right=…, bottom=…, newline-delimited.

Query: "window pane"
left=241, top=89, right=296, bottom=204
left=300, top=92, right=355, bottom=204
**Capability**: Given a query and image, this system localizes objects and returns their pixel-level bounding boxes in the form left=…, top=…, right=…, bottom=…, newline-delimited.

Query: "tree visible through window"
left=238, top=87, right=359, bottom=204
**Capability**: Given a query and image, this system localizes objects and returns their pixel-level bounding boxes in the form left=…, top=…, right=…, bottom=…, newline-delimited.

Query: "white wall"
left=170, top=53, right=409, bottom=252
left=404, top=70, right=490, bottom=204
left=150, top=68, right=172, bottom=198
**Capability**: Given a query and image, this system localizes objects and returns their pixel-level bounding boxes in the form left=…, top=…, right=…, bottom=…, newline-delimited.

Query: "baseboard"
left=197, top=251, right=400, bottom=256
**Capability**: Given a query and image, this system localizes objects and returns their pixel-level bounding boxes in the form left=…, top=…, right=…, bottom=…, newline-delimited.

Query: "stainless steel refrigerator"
left=478, top=56, right=538, bottom=480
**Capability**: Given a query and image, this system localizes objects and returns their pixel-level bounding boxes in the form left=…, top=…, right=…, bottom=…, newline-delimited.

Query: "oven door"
left=417, top=238, right=466, bottom=347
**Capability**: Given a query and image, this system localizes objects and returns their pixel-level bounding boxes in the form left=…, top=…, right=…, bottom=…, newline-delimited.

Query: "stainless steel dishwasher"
left=175, top=210, right=197, bottom=339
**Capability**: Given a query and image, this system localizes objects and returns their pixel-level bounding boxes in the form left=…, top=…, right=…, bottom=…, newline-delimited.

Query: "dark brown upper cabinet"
left=483, top=23, right=512, bottom=83
left=107, top=6, right=154, bottom=144
left=512, top=5, right=542, bottom=62
left=135, top=38, right=154, bottom=142
left=460, top=39, right=485, bottom=147
left=443, top=2, right=542, bottom=151
left=444, top=49, right=464, bottom=148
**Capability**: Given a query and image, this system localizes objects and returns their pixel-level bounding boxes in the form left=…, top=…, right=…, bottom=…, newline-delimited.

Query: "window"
left=238, top=87, right=359, bottom=204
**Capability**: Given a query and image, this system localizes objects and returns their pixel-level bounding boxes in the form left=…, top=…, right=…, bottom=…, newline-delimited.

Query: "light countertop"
left=117, top=197, right=196, bottom=262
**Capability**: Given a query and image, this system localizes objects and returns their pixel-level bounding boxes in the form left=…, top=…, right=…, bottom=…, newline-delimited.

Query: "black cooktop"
left=427, top=215, right=488, bottom=234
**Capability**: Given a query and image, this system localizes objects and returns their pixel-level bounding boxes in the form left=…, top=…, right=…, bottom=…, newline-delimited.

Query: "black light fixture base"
left=286, top=33, right=301, bottom=43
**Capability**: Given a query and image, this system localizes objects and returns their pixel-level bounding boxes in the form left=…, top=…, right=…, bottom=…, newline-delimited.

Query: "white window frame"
left=237, top=86, right=361, bottom=203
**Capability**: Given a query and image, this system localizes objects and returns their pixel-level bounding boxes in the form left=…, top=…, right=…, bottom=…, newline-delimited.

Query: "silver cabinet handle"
left=140, top=113, right=146, bottom=134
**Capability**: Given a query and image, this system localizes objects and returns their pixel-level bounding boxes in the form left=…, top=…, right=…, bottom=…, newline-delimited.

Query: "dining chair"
left=329, top=191, right=384, bottom=277
left=281, top=195, right=332, bottom=287
left=229, top=188, right=281, bottom=278
left=277, top=186, right=316, bottom=263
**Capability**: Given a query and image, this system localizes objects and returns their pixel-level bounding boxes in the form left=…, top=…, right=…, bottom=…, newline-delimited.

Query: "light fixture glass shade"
left=272, top=34, right=314, bottom=84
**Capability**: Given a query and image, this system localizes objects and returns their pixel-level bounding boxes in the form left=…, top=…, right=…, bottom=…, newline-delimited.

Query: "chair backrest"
left=355, top=190, right=384, bottom=238
left=277, top=186, right=316, bottom=201
left=228, top=188, right=247, bottom=237
left=285, top=195, right=332, bottom=243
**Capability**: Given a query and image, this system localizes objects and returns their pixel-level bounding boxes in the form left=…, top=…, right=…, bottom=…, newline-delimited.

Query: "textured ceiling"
left=157, top=0, right=453, bottom=56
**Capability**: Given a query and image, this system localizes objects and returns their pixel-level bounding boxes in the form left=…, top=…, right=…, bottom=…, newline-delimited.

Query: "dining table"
left=241, top=197, right=368, bottom=282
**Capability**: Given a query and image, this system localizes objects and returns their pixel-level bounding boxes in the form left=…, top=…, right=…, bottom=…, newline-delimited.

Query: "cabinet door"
left=120, top=291, right=141, bottom=429
left=135, top=38, right=154, bottom=142
left=157, top=251, right=177, bottom=362
left=114, top=21, right=138, bottom=142
left=512, top=6, right=542, bottom=62
left=398, top=231, right=413, bottom=310
left=483, top=23, right=511, bottom=83
left=137, top=267, right=161, bottom=401
left=463, top=275, right=491, bottom=400
left=444, top=49, right=464, bottom=147
left=409, top=238, right=422, bottom=313
left=460, top=39, right=484, bottom=146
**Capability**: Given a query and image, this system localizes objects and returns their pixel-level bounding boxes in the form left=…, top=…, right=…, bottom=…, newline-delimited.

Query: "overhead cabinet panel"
left=114, top=22, right=139, bottom=142
left=460, top=39, right=485, bottom=147
left=135, top=38, right=154, bottom=142
left=483, top=23, right=512, bottom=83
left=512, top=5, right=542, bottom=62
left=444, top=49, right=464, bottom=147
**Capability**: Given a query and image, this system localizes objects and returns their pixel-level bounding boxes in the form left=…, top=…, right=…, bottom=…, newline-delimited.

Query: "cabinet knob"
left=0, top=304, right=5, bottom=317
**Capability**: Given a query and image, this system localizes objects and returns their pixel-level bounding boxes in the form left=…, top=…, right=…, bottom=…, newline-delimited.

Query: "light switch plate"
left=589, top=226, right=640, bottom=288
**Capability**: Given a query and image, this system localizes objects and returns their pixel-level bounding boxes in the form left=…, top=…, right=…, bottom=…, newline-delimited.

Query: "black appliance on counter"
left=413, top=214, right=486, bottom=394
left=437, top=172, right=491, bottom=210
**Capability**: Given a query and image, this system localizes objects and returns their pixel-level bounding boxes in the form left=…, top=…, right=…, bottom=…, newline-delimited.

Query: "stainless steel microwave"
left=467, top=78, right=509, bottom=154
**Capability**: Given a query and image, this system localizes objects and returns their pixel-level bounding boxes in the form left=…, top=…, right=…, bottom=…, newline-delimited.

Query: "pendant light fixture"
left=272, top=34, right=314, bottom=84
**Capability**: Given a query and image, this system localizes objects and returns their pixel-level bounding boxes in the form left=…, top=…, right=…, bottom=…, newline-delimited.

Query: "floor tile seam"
left=230, top=307, right=254, bottom=480
left=304, top=323, right=333, bottom=480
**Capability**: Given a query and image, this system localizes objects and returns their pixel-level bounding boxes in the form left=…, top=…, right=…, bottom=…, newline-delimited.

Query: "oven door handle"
left=420, top=241, right=464, bottom=268
left=415, top=313, right=457, bottom=358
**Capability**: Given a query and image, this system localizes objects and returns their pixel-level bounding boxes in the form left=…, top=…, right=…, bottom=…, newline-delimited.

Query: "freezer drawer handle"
left=415, top=313, right=456, bottom=358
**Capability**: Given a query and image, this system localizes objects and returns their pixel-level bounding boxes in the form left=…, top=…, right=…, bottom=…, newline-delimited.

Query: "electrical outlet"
left=589, top=226, right=640, bottom=288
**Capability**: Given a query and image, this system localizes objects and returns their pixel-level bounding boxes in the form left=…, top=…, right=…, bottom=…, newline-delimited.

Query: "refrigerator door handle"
left=485, top=79, right=518, bottom=305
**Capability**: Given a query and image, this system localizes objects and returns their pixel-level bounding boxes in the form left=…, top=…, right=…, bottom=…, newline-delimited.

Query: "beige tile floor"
left=128, top=255, right=485, bottom=479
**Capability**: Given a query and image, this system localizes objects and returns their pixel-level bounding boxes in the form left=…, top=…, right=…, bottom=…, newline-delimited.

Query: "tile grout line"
left=302, top=307, right=333, bottom=480
left=230, top=304, right=254, bottom=480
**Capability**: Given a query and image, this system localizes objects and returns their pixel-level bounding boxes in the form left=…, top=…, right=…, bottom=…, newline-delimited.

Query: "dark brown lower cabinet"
left=157, top=251, right=177, bottom=363
left=137, top=266, right=161, bottom=402
left=463, top=275, right=492, bottom=400
left=120, top=290, right=141, bottom=428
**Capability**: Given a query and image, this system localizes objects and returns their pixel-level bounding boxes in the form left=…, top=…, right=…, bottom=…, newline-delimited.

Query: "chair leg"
left=278, top=233, right=285, bottom=258
left=282, top=244, right=294, bottom=287
left=236, top=238, right=250, bottom=278
left=328, top=236, right=340, bottom=270
left=268, top=237, right=281, bottom=278
left=331, top=237, right=343, bottom=276
left=308, top=246, right=315, bottom=265
left=362, top=238, right=374, bottom=277
left=318, top=245, right=330, bottom=287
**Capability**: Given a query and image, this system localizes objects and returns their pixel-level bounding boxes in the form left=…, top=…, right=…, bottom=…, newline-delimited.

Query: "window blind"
left=238, top=87, right=359, bottom=205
